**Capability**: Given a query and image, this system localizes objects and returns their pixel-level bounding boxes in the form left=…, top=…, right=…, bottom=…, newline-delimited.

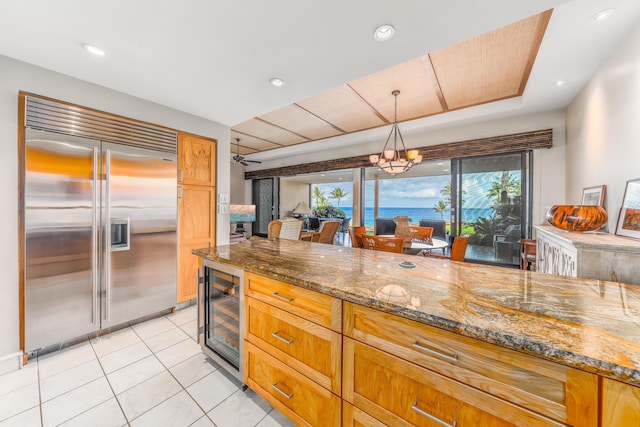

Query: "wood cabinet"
left=177, top=133, right=216, bottom=302
left=178, top=133, right=216, bottom=186
left=244, top=272, right=342, bottom=425
left=343, top=302, right=598, bottom=426
left=344, top=337, right=561, bottom=426
left=240, top=274, right=610, bottom=427
left=602, top=378, right=640, bottom=426
left=245, top=273, right=342, bottom=332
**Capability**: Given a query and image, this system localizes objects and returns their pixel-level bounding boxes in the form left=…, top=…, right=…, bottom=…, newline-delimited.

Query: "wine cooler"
left=199, top=259, right=244, bottom=382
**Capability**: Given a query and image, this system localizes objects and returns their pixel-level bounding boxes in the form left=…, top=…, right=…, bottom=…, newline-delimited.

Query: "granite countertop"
left=193, top=238, right=640, bottom=387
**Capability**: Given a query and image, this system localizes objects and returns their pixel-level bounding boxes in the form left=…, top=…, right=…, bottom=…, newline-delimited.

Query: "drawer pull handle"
left=272, top=292, right=295, bottom=303
left=272, top=332, right=294, bottom=345
left=272, top=382, right=293, bottom=399
left=412, top=342, right=458, bottom=363
left=412, top=401, right=456, bottom=427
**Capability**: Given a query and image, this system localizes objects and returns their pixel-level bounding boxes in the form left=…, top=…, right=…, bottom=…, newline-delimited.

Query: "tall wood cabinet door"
left=178, top=133, right=216, bottom=186
left=602, top=378, right=640, bottom=426
left=177, top=185, right=215, bottom=302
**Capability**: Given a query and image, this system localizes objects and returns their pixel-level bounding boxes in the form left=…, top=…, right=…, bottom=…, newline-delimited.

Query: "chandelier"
left=369, top=90, right=422, bottom=175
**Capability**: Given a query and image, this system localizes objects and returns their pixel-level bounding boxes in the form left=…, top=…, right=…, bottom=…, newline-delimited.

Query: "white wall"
left=566, top=23, right=640, bottom=230
left=280, top=180, right=311, bottom=218
left=0, top=55, right=230, bottom=368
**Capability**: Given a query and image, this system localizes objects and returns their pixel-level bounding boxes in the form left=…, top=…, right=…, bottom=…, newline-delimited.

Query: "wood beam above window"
left=244, top=128, right=552, bottom=180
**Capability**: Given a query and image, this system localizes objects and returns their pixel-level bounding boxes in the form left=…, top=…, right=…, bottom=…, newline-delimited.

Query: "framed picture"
left=616, top=178, right=640, bottom=239
left=582, top=185, right=606, bottom=206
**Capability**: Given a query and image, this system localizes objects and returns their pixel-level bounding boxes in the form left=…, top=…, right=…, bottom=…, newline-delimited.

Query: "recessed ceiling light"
left=82, top=43, right=105, bottom=56
left=592, top=8, right=615, bottom=21
left=269, top=77, right=284, bottom=87
left=373, top=24, right=395, bottom=42
left=555, top=80, right=567, bottom=87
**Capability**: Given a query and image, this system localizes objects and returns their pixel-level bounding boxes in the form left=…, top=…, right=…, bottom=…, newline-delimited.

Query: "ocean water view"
left=338, top=207, right=494, bottom=227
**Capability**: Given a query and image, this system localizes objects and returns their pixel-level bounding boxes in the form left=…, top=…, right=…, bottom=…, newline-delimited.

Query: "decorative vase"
left=394, top=215, right=412, bottom=248
left=545, top=205, right=608, bottom=232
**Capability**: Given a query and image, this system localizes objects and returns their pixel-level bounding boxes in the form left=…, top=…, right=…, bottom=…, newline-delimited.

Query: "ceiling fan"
left=232, top=138, right=261, bottom=166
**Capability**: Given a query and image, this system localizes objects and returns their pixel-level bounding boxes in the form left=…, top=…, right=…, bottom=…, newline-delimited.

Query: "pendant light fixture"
left=369, top=90, right=422, bottom=175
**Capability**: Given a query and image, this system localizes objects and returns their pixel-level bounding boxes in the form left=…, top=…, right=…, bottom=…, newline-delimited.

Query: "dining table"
left=380, top=235, right=449, bottom=255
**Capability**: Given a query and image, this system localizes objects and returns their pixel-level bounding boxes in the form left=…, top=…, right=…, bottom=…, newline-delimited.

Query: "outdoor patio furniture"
left=307, top=217, right=320, bottom=230
left=340, top=217, right=351, bottom=233
left=361, top=235, right=404, bottom=253
left=312, top=220, right=341, bottom=244
left=493, top=224, right=521, bottom=263
left=374, top=218, right=396, bottom=235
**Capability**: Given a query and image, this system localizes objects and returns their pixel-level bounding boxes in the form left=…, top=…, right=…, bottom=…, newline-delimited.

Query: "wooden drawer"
left=602, top=378, right=640, bottom=426
left=245, top=296, right=342, bottom=394
left=343, top=302, right=597, bottom=425
left=244, top=341, right=341, bottom=427
left=343, top=338, right=563, bottom=427
left=245, top=272, right=341, bottom=332
left=343, top=402, right=386, bottom=427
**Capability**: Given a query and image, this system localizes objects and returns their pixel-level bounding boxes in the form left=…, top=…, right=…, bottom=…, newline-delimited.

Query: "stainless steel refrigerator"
left=25, top=127, right=177, bottom=354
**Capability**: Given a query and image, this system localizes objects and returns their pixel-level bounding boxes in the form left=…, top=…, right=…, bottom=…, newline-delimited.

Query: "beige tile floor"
left=0, top=305, right=294, bottom=427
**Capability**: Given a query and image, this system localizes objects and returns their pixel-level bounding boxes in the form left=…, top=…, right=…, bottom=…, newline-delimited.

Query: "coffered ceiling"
left=232, top=10, right=552, bottom=156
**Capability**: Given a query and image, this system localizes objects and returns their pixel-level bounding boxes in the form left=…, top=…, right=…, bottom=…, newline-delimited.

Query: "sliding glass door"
left=451, top=152, right=531, bottom=266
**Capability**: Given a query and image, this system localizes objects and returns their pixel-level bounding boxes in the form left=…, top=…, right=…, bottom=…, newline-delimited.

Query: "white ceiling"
left=1, top=0, right=639, bottom=161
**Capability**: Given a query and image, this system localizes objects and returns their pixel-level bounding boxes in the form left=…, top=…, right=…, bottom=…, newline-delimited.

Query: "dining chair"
left=267, top=219, right=302, bottom=240
left=423, top=235, right=469, bottom=262
left=520, top=239, right=537, bottom=270
left=312, top=220, right=341, bottom=244
left=267, top=220, right=282, bottom=239
left=409, top=226, right=434, bottom=245
left=361, top=235, right=405, bottom=253
left=349, top=226, right=367, bottom=248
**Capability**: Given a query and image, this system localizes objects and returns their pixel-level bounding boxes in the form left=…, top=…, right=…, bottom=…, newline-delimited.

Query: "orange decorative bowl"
left=545, top=205, right=608, bottom=232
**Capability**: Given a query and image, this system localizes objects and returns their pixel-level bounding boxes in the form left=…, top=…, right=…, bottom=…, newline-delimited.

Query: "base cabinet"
left=343, top=337, right=559, bottom=427
left=240, top=273, right=621, bottom=427
left=244, top=342, right=341, bottom=427
left=602, top=378, right=640, bottom=426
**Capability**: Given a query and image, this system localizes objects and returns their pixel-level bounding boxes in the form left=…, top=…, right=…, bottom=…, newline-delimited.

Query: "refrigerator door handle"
left=92, top=147, right=99, bottom=326
left=105, top=148, right=111, bottom=322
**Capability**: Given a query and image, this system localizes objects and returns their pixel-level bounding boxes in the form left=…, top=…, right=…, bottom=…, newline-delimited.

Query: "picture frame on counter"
left=581, top=184, right=606, bottom=206
left=616, top=178, right=640, bottom=240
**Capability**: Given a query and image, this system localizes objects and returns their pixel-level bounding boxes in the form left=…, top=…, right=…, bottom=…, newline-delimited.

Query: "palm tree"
left=329, top=187, right=348, bottom=207
left=486, top=171, right=520, bottom=204
left=433, top=200, right=449, bottom=220
left=440, top=181, right=466, bottom=207
left=312, top=186, right=325, bottom=207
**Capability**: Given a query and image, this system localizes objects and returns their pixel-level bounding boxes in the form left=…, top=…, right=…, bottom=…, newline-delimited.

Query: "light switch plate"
left=218, top=193, right=230, bottom=203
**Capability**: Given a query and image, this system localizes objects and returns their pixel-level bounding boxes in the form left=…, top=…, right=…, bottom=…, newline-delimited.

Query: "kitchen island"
left=194, top=238, right=640, bottom=426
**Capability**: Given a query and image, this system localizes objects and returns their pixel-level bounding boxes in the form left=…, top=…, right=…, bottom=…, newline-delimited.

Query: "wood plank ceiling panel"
left=296, top=85, right=386, bottom=133
left=429, top=10, right=552, bottom=110
left=259, top=104, right=344, bottom=141
left=230, top=131, right=282, bottom=154
left=233, top=118, right=309, bottom=145
left=349, top=57, right=446, bottom=122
